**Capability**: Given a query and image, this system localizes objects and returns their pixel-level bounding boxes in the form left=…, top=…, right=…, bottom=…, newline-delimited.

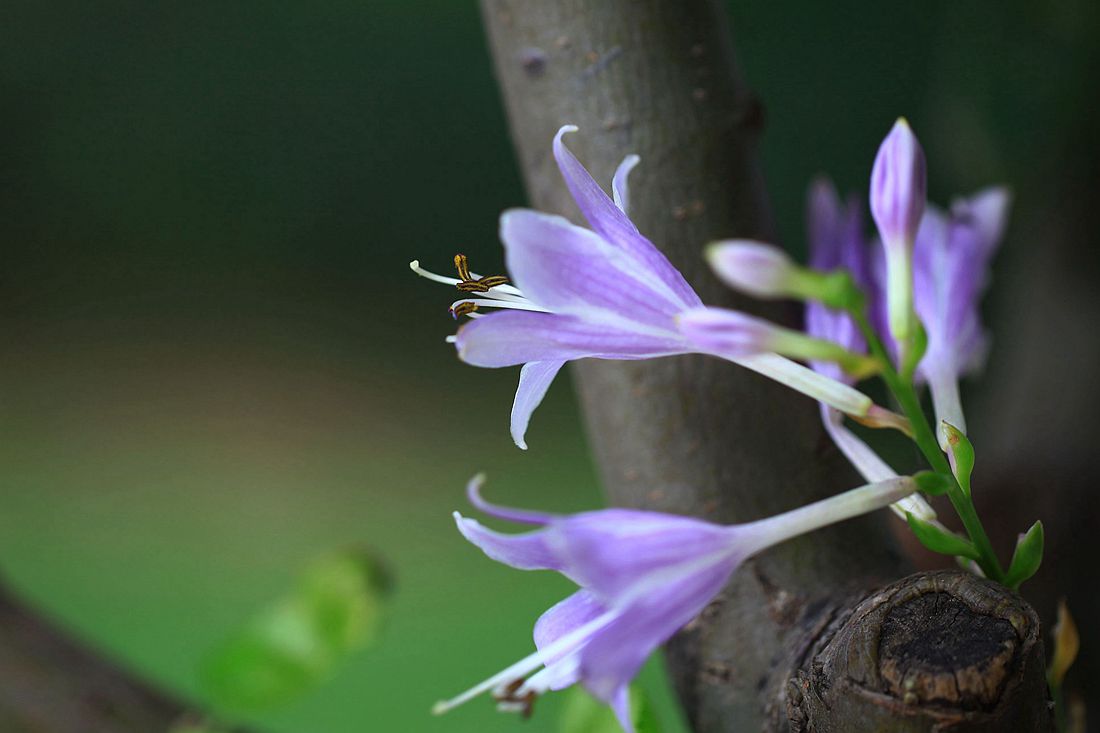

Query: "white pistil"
left=431, top=608, right=617, bottom=716
left=410, top=259, right=461, bottom=286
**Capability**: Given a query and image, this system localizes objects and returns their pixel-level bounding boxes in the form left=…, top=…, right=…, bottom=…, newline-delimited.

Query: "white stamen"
left=465, top=272, right=526, bottom=298
left=514, top=667, right=564, bottom=698
left=411, top=258, right=534, bottom=303
left=450, top=298, right=552, bottom=314
left=431, top=609, right=617, bottom=715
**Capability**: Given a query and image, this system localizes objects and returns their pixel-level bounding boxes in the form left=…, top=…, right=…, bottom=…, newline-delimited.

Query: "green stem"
left=852, top=312, right=1005, bottom=582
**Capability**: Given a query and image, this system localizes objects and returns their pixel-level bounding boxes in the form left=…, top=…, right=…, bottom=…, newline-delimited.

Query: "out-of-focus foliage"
left=200, top=548, right=393, bottom=711
left=168, top=721, right=233, bottom=733
left=558, top=686, right=661, bottom=733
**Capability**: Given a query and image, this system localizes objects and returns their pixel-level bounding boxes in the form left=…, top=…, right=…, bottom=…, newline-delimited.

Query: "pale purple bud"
left=705, top=240, right=795, bottom=298
left=870, top=118, right=927, bottom=248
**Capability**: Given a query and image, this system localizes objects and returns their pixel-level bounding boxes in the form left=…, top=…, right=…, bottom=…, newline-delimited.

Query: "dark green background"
left=1, top=2, right=1096, bottom=731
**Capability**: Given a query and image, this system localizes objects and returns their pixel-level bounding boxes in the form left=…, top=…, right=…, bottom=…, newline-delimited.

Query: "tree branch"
left=479, top=0, right=902, bottom=728
left=479, top=1, right=1050, bottom=731
left=0, top=582, right=236, bottom=733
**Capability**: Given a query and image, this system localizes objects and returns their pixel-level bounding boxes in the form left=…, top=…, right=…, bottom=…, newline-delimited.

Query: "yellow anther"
left=454, top=253, right=473, bottom=282
left=450, top=301, right=479, bottom=319
left=477, top=275, right=509, bottom=289
left=452, top=254, right=509, bottom=292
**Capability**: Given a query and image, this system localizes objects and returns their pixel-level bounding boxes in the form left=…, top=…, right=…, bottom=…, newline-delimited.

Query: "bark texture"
left=788, top=571, right=1052, bottom=732
left=478, top=1, right=903, bottom=729
left=0, top=583, right=234, bottom=733
left=479, top=1, right=1051, bottom=731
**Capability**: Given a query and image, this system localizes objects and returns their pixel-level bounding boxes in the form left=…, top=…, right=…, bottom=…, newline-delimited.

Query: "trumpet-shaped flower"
left=911, top=187, right=1011, bottom=440
left=411, top=126, right=889, bottom=448
left=433, top=474, right=918, bottom=732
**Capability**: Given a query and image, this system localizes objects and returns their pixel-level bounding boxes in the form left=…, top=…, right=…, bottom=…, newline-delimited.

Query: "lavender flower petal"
left=533, top=590, right=607, bottom=690
left=511, top=360, right=567, bottom=450
left=552, top=126, right=700, bottom=308
left=610, top=687, right=636, bottom=733
left=466, top=474, right=557, bottom=526
left=453, top=513, right=565, bottom=573
left=578, top=559, right=735, bottom=702
left=548, top=509, right=738, bottom=604
left=952, top=187, right=1011, bottom=258
left=501, top=209, right=687, bottom=324
left=455, top=310, right=687, bottom=368
left=611, top=154, right=640, bottom=215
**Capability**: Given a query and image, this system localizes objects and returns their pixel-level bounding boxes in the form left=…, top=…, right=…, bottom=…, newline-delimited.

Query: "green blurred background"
left=1, top=1, right=1097, bottom=731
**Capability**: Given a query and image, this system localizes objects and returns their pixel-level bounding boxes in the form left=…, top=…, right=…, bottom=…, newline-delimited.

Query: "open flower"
left=910, top=187, right=1010, bottom=441
left=412, top=126, right=892, bottom=448
left=433, top=474, right=918, bottom=732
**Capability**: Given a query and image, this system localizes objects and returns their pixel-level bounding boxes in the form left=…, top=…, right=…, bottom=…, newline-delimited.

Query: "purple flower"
left=870, top=118, right=927, bottom=249
left=411, top=126, right=885, bottom=447
left=911, top=187, right=1011, bottom=438
left=804, top=178, right=874, bottom=383
left=805, top=178, right=937, bottom=522
left=870, top=119, right=927, bottom=363
left=433, top=474, right=918, bottom=731
left=705, top=240, right=798, bottom=299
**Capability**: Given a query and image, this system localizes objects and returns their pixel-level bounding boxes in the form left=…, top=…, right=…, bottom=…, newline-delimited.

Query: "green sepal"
left=913, top=470, right=952, bottom=496
left=906, top=512, right=980, bottom=560
left=941, top=421, right=975, bottom=497
left=1004, top=521, right=1044, bottom=590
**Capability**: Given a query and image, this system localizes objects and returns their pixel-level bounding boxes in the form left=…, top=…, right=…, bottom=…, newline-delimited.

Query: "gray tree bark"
left=479, top=1, right=1051, bottom=731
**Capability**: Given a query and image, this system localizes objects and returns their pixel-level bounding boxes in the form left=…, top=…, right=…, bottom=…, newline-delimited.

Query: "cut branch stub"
left=787, top=570, right=1052, bottom=732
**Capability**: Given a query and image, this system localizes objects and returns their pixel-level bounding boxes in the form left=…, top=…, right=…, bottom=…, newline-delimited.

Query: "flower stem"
left=851, top=311, right=1005, bottom=583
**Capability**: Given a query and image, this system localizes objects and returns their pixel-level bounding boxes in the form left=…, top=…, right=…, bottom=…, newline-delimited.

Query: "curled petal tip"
left=554, top=124, right=580, bottom=141
left=465, top=473, right=488, bottom=504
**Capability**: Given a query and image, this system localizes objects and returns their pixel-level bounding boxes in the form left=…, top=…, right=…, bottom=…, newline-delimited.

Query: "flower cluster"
left=413, top=121, right=1036, bottom=731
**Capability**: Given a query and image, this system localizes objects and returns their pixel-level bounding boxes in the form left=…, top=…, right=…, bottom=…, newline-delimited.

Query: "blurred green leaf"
left=905, top=513, right=980, bottom=560
left=201, top=546, right=393, bottom=712
left=941, top=421, right=975, bottom=497
left=1004, top=521, right=1044, bottom=590
left=559, top=685, right=660, bottom=733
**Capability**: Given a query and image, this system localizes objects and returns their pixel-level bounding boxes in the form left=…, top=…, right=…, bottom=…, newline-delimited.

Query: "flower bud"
left=707, top=240, right=863, bottom=309
left=870, top=118, right=927, bottom=362
left=706, top=240, right=796, bottom=299
left=871, top=118, right=927, bottom=248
